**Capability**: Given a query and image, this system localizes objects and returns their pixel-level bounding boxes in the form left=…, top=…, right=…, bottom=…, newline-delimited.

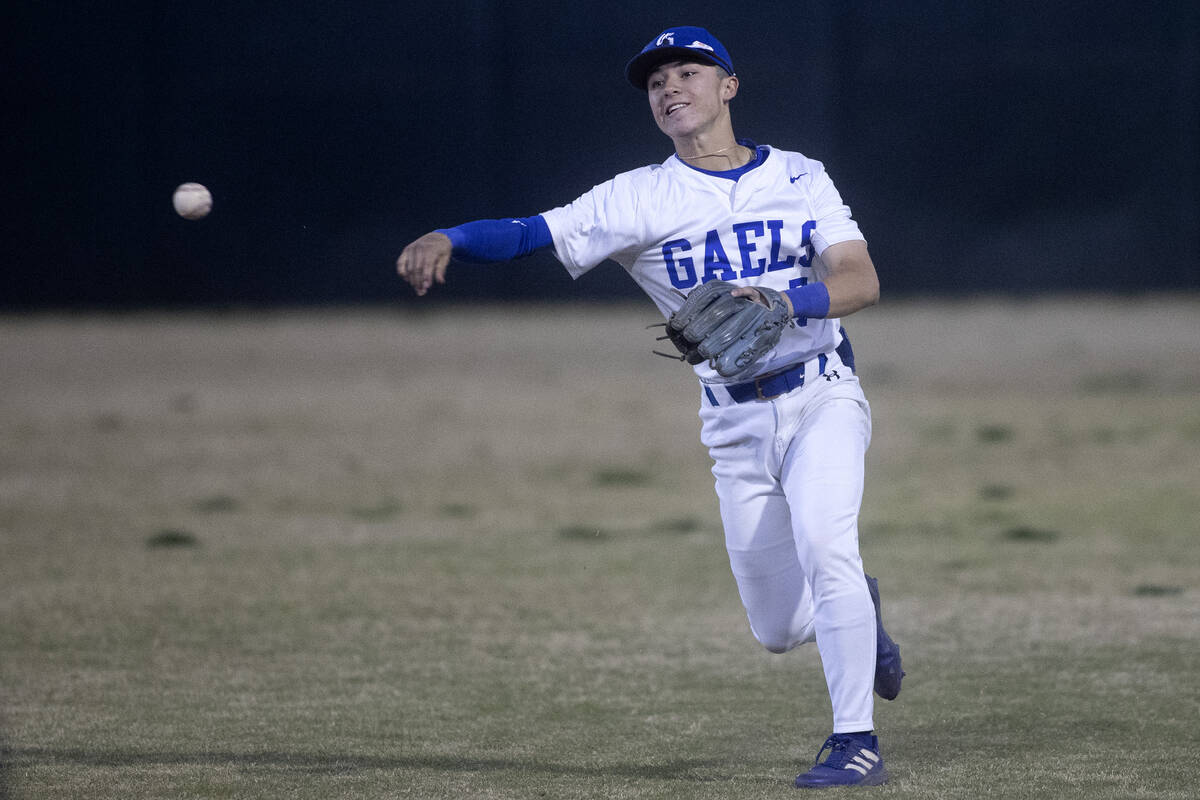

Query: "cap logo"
left=686, top=40, right=714, bottom=52
left=656, top=32, right=675, bottom=46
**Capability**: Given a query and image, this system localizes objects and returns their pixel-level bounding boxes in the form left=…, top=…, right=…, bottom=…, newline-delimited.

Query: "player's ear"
left=722, top=75, right=739, bottom=102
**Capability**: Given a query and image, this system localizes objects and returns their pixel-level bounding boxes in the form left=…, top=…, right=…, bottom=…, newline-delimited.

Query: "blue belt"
left=720, top=354, right=828, bottom=404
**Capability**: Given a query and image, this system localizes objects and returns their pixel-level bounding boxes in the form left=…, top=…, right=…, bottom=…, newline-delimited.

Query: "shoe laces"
left=813, top=734, right=866, bottom=768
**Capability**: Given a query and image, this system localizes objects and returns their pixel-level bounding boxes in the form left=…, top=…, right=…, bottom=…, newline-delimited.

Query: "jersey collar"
left=672, top=138, right=769, bottom=181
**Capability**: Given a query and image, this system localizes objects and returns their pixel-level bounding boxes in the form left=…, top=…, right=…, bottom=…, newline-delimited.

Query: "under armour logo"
left=824, top=370, right=840, bottom=381
left=656, top=32, right=675, bottom=46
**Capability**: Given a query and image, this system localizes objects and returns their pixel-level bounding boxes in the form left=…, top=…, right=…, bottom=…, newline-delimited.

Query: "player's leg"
left=701, top=398, right=816, bottom=653
left=724, top=511, right=817, bottom=654
left=866, top=573, right=904, bottom=700
left=779, top=385, right=875, bottom=735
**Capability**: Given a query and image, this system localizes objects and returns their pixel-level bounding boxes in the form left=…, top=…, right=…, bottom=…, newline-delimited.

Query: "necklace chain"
left=678, top=143, right=752, bottom=167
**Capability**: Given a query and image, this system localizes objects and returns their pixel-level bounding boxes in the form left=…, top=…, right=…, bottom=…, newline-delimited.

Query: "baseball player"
left=397, top=26, right=904, bottom=789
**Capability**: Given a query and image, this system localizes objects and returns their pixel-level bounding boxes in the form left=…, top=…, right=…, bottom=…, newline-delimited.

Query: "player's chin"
left=656, top=115, right=690, bottom=138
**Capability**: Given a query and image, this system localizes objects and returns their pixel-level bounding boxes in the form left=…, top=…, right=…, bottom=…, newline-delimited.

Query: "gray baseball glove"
left=656, top=280, right=791, bottom=377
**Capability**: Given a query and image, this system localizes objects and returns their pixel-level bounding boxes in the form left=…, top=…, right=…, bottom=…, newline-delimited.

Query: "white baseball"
left=172, top=182, right=212, bottom=220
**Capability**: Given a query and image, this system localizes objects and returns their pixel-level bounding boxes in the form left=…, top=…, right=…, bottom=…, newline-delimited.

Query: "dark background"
left=6, top=0, right=1198, bottom=308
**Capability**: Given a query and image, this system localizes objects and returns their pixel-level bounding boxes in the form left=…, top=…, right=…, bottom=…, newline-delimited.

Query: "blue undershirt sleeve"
left=435, top=215, right=553, bottom=263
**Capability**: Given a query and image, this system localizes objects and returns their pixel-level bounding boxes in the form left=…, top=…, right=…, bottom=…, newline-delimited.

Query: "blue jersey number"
left=788, top=221, right=818, bottom=327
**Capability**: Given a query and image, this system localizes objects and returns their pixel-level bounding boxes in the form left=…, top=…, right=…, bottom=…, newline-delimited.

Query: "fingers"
left=732, top=286, right=794, bottom=315
left=396, top=232, right=452, bottom=296
left=730, top=286, right=768, bottom=307
left=431, top=253, right=449, bottom=288
left=396, top=240, right=433, bottom=296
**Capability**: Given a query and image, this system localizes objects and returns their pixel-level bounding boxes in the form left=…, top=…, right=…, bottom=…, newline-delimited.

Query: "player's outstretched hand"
left=396, top=232, right=452, bottom=296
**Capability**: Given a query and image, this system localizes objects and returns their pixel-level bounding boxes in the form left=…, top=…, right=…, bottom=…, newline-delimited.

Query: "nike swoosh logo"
left=789, top=173, right=807, bottom=183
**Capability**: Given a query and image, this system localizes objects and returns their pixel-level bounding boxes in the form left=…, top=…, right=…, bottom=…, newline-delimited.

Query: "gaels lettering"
left=662, top=238, right=696, bottom=287
left=797, top=219, right=815, bottom=270
left=732, top=221, right=765, bottom=277
left=661, top=219, right=816, bottom=289
left=702, top=230, right=736, bottom=282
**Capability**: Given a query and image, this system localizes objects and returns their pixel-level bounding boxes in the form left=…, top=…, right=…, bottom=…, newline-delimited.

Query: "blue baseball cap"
left=625, top=26, right=735, bottom=90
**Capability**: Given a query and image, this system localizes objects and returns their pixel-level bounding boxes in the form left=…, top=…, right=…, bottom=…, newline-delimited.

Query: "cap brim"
left=624, top=48, right=730, bottom=90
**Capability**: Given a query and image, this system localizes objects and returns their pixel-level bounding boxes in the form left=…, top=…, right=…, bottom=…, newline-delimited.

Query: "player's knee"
left=759, top=634, right=799, bottom=654
left=749, top=622, right=800, bottom=654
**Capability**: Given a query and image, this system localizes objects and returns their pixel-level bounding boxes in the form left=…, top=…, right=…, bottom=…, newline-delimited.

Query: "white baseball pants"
left=699, top=350, right=876, bottom=733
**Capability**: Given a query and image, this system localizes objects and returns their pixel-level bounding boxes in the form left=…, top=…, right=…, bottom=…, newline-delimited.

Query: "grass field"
left=2, top=297, right=1199, bottom=799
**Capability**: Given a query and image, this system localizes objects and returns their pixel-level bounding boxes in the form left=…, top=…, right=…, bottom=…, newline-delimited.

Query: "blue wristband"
left=783, top=282, right=831, bottom=319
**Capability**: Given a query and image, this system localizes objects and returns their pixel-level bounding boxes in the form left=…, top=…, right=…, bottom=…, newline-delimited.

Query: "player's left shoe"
left=793, top=733, right=888, bottom=788
left=866, top=574, right=904, bottom=700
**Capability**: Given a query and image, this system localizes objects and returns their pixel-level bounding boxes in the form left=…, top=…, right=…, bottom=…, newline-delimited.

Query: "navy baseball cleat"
left=866, top=574, right=904, bottom=700
left=794, top=733, right=888, bottom=788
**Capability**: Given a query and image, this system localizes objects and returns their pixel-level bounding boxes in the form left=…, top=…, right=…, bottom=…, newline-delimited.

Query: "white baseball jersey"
left=540, top=144, right=866, bottom=383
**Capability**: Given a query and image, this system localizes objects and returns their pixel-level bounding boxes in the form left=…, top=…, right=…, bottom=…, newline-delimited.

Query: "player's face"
left=646, top=60, right=736, bottom=142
